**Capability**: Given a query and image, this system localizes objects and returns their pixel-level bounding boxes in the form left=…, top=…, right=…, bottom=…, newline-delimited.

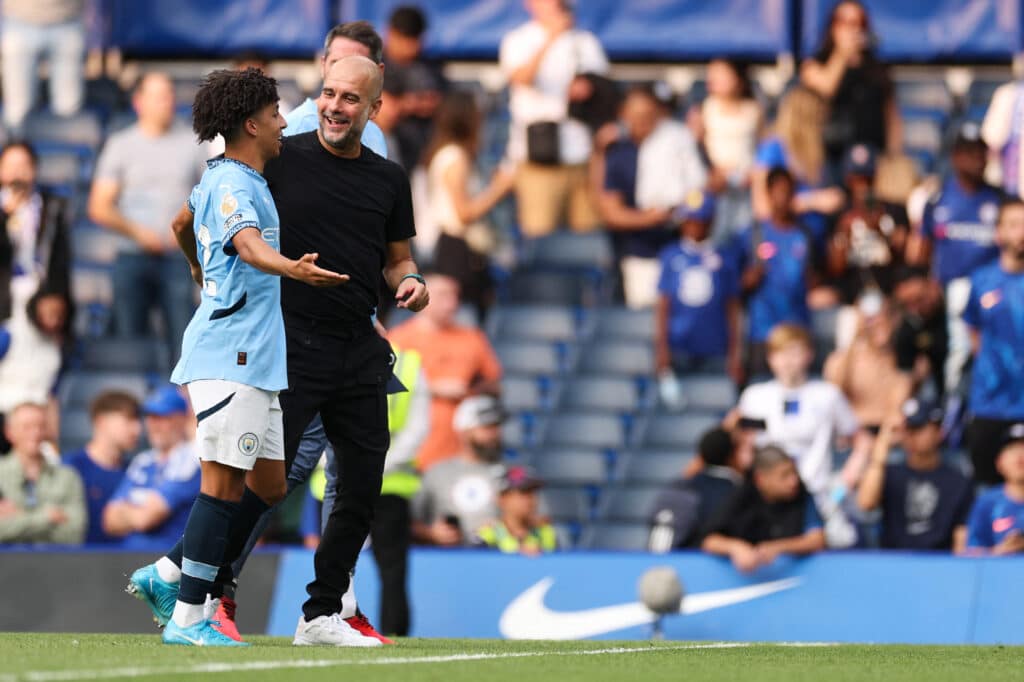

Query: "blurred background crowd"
left=3, top=0, right=1024, bottom=635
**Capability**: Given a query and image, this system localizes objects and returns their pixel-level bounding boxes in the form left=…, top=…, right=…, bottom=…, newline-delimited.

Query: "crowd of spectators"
left=0, top=0, right=1023, bottom=584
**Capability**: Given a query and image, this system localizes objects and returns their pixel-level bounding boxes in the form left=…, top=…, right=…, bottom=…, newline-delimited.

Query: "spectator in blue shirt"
left=856, top=398, right=973, bottom=552
left=701, top=445, right=825, bottom=573
left=100, top=386, right=199, bottom=551
left=966, top=423, right=1024, bottom=555
left=737, top=167, right=817, bottom=378
left=909, top=122, right=1003, bottom=395
left=63, top=390, right=141, bottom=545
left=654, top=189, right=742, bottom=394
left=963, top=197, right=1024, bottom=485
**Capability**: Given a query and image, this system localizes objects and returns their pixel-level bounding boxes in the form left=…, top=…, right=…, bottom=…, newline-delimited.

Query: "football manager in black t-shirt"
left=266, top=55, right=428, bottom=643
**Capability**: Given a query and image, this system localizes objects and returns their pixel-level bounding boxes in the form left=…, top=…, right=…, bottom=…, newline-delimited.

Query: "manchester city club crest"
left=238, top=432, right=260, bottom=456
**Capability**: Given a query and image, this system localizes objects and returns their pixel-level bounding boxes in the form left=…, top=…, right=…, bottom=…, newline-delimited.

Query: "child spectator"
left=856, top=398, right=973, bottom=552
left=965, top=423, right=1024, bottom=555
left=701, top=445, right=825, bottom=572
left=737, top=168, right=816, bottom=376
left=654, top=190, right=742, bottom=403
left=63, top=391, right=141, bottom=545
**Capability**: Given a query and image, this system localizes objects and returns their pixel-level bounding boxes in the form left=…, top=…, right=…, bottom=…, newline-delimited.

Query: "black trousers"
left=280, top=319, right=393, bottom=621
left=968, top=416, right=1016, bottom=486
left=370, top=493, right=412, bottom=636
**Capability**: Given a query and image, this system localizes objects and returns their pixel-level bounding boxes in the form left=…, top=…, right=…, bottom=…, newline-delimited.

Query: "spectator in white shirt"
left=499, top=0, right=609, bottom=237
left=732, top=324, right=859, bottom=512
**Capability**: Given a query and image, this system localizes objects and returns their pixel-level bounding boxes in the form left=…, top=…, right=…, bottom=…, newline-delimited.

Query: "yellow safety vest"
left=309, top=348, right=424, bottom=502
left=476, top=521, right=558, bottom=554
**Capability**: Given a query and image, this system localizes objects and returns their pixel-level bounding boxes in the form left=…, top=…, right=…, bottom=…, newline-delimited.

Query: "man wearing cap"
left=411, top=395, right=505, bottom=547
left=473, top=466, right=557, bottom=556
left=962, top=197, right=1024, bottom=485
left=654, top=189, right=741, bottom=405
left=827, top=144, right=909, bottom=327
left=101, top=386, right=199, bottom=551
left=965, top=423, right=1024, bottom=555
left=909, top=122, right=1004, bottom=395
left=856, top=398, right=973, bottom=552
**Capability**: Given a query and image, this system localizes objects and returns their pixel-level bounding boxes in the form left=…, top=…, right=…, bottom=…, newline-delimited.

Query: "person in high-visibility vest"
left=472, top=465, right=558, bottom=556
left=371, top=345, right=429, bottom=636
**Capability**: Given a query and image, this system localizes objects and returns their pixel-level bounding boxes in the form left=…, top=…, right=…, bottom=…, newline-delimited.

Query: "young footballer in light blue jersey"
left=126, top=68, right=347, bottom=647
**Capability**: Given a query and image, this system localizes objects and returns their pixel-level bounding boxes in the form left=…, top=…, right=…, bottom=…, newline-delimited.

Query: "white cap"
left=452, top=395, right=505, bottom=432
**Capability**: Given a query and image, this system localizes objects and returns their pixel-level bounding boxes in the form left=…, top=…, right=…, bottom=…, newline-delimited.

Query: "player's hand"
left=430, top=520, right=462, bottom=546
left=755, top=543, right=780, bottom=565
left=291, top=253, right=350, bottom=287
left=134, top=227, right=166, bottom=255
left=993, top=531, right=1024, bottom=556
left=46, top=506, right=68, bottom=525
left=395, top=277, right=429, bottom=312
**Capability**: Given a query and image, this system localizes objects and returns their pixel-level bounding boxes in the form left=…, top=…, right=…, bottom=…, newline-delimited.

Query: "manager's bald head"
left=318, top=55, right=384, bottom=156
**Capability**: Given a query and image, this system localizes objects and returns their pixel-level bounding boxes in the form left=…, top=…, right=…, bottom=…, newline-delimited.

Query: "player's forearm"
left=88, top=201, right=144, bottom=241
left=383, top=255, right=419, bottom=292
left=233, top=231, right=302, bottom=280
left=101, top=502, right=135, bottom=536
left=0, top=509, right=52, bottom=542
left=701, top=533, right=746, bottom=557
left=855, top=460, right=885, bottom=512
left=171, top=205, right=200, bottom=270
left=761, top=530, right=826, bottom=556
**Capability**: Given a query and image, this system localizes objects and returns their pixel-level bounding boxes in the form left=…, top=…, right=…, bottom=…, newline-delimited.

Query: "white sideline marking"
left=3, top=642, right=760, bottom=681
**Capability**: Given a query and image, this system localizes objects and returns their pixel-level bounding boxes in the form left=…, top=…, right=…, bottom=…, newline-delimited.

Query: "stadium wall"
left=4, top=549, right=1020, bottom=643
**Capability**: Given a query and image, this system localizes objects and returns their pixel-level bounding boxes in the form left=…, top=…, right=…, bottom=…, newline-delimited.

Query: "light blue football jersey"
left=171, top=158, right=288, bottom=392
left=284, top=97, right=388, bottom=156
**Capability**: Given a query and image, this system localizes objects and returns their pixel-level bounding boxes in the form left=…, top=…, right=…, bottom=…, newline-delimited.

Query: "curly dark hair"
left=192, top=67, right=279, bottom=144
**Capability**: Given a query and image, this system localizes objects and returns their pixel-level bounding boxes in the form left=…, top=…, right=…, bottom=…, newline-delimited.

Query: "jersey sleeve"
left=385, top=166, right=416, bottom=242
left=803, top=497, right=824, bottom=532
left=211, top=180, right=261, bottom=251
left=361, top=121, right=388, bottom=158
left=186, top=184, right=200, bottom=214
left=754, top=138, right=786, bottom=170
left=966, top=495, right=994, bottom=548
left=962, top=277, right=982, bottom=329
left=919, top=199, right=936, bottom=239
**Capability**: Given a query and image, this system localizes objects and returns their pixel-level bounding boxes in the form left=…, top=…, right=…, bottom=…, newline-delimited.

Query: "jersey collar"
left=207, top=154, right=264, bottom=180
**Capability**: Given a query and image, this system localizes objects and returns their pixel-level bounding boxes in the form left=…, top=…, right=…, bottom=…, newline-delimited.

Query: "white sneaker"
left=293, top=613, right=383, bottom=647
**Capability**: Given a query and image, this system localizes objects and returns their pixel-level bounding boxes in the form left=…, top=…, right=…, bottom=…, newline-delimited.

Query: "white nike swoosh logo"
left=499, top=576, right=801, bottom=640
left=178, top=633, right=205, bottom=646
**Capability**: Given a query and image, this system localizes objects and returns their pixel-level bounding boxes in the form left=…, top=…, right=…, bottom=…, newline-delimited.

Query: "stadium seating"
left=579, top=522, right=651, bottom=551
left=620, top=451, right=694, bottom=484
left=597, top=485, right=664, bottom=523
left=529, top=449, right=612, bottom=487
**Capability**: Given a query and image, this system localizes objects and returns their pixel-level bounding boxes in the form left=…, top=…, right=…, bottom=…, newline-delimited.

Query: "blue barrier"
left=110, top=0, right=331, bottom=56
left=799, top=0, right=1022, bottom=62
left=268, top=549, right=1024, bottom=643
left=343, top=0, right=794, bottom=61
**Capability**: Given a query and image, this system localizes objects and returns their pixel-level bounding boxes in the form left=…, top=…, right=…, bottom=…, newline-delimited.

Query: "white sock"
left=172, top=600, right=206, bottom=628
left=155, top=556, right=182, bottom=583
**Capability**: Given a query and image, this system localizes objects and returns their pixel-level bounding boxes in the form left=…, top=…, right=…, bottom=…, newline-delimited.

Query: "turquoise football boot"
left=163, top=618, right=249, bottom=647
left=125, top=564, right=177, bottom=628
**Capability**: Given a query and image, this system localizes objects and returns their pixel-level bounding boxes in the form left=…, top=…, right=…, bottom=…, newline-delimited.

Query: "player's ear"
left=243, top=117, right=258, bottom=138
left=368, top=96, right=383, bottom=121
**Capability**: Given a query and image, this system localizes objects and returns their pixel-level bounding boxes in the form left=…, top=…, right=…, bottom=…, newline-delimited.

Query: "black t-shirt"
left=894, top=306, right=948, bottom=397
left=649, top=468, right=740, bottom=549
left=880, top=463, right=974, bottom=551
left=264, top=132, right=415, bottom=327
left=814, top=50, right=893, bottom=157
left=700, top=478, right=822, bottom=545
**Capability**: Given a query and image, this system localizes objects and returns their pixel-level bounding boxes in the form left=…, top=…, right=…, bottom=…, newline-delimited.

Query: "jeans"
left=111, top=252, right=195, bottom=365
left=1, top=18, right=85, bottom=132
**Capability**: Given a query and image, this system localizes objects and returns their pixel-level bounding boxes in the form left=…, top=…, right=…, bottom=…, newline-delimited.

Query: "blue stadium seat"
left=504, top=270, right=599, bottom=306
left=967, top=78, right=1004, bottom=107
left=71, top=224, right=120, bottom=266
left=503, top=413, right=546, bottom=451
left=577, top=341, right=654, bottom=377
left=894, top=79, right=952, bottom=113
left=544, top=412, right=628, bottom=450
left=60, top=371, right=151, bottom=409
left=642, top=413, right=721, bottom=449
left=23, top=110, right=103, bottom=150
left=531, top=449, right=610, bottom=486
left=70, top=265, right=114, bottom=305
left=592, top=307, right=654, bottom=342
left=519, top=231, right=614, bottom=271
left=597, top=485, right=664, bottom=522
left=36, top=151, right=82, bottom=188
left=58, top=409, right=93, bottom=453
left=620, top=451, right=693, bottom=484
left=560, top=376, right=647, bottom=413
left=541, top=486, right=592, bottom=523
left=487, top=305, right=582, bottom=343
left=502, top=375, right=555, bottom=412
left=903, top=117, right=943, bottom=153
left=579, top=521, right=650, bottom=551
left=78, top=338, right=165, bottom=373
left=495, top=341, right=567, bottom=376
left=676, top=375, right=737, bottom=413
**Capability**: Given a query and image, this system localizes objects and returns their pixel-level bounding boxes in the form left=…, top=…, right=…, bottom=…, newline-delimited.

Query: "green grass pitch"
left=1, top=634, right=1022, bottom=682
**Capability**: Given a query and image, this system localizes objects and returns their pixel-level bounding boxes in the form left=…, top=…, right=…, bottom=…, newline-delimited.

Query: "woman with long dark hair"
left=800, top=0, right=902, bottom=165
left=424, top=91, right=515, bottom=321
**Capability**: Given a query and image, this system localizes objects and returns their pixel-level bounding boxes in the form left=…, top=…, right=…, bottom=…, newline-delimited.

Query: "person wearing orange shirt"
left=388, top=272, right=502, bottom=471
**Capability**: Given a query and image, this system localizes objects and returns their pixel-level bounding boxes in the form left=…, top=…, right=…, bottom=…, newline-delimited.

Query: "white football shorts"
left=187, top=379, right=284, bottom=471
